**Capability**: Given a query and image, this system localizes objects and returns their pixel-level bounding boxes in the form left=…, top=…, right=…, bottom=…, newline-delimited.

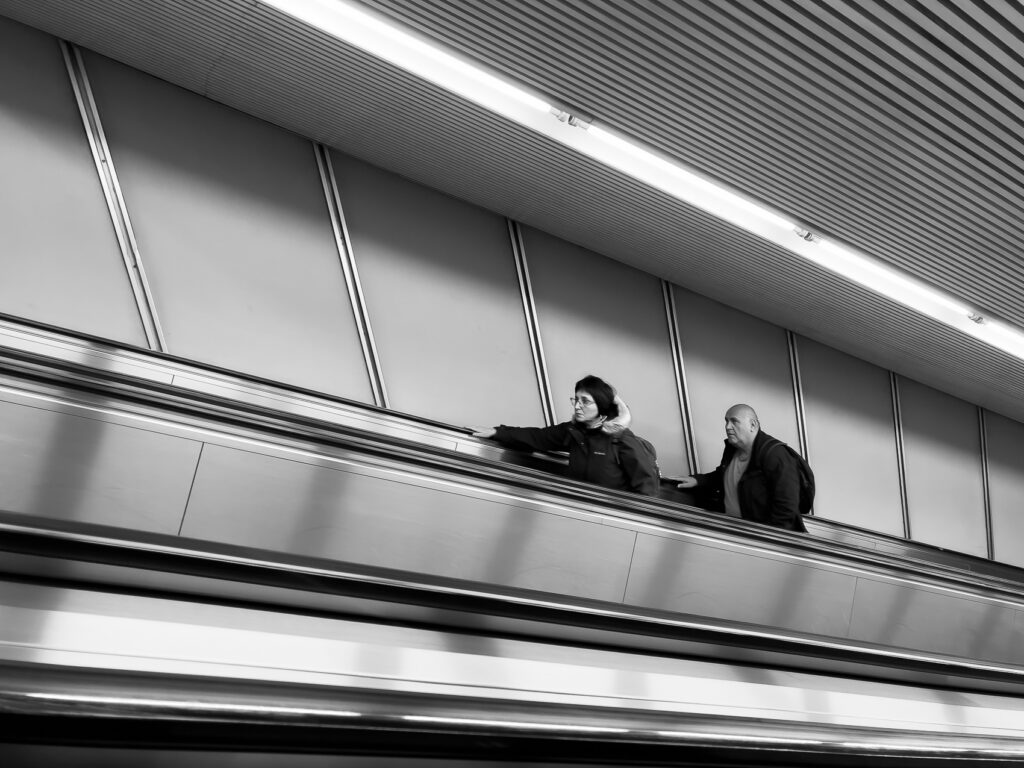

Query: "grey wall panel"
left=673, top=287, right=798, bottom=474
left=798, top=338, right=903, bottom=534
left=522, top=227, right=689, bottom=476
left=0, top=397, right=201, bottom=532
left=848, top=577, right=1024, bottom=664
left=81, top=53, right=372, bottom=402
left=330, top=153, right=544, bottom=428
left=983, top=411, right=1024, bottom=568
left=0, top=18, right=146, bottom=345
left=180, top=444, right=635, bottom=601
left=898, top=377, right=987, bottom=556
left=624, top=532, right=856, bottom=637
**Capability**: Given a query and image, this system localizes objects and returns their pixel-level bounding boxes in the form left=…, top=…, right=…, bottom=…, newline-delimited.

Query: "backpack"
left=765, top=439, right=815, bottom=515
left=612, top=431, right=660, bottom=478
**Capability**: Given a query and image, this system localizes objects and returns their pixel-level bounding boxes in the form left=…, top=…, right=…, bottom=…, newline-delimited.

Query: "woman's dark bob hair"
left=575, top=374, right=618, bottom=418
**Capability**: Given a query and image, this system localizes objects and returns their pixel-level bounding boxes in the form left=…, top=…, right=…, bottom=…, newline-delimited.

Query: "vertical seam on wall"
left=845, top=576, right=861, bottom=639
left=507, top=219, right=556, bottom=426
left=61, top=41, right=167, bottom=353
left=620, top=532, right=639, bottom=604
left=178, top=442, right=205, bottom=536
left=979, top=407, right=994, bottom=560
left=786, top=330, right=810, bottom=461
left=314, top=143, right=389, bottom=409
left=890, top=372, right=911, bottom=540
left=662, top=280, right=698, bottom=474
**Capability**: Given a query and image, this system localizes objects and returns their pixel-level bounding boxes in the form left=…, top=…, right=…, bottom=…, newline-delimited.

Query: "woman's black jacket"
left=492, top=421, right=659, bottom=497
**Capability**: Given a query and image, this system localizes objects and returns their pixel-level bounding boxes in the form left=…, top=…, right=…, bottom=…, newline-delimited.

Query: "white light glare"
left=404, top=715, right=628, bottom=734
left=656, top=730, right=822, bottom=746
left=587, top=126, right=796, bottom=235
left=258, top=0, right=551, bottom=117
left=839, top=742, right=969, bottom=754
left=27, top=692, right=360, bottom=717
left=800, top=238, right=969, bottom=316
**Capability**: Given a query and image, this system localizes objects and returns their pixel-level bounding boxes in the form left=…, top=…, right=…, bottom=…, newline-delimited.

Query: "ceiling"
left=3, top=0, right=1024, bottom=422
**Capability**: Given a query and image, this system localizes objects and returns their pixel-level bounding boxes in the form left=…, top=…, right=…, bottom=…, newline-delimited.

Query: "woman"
left=471, top=375, right=659, bottom=496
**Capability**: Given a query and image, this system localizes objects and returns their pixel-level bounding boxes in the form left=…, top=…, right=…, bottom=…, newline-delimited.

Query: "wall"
left=0, top=14, right=1018, bottom=564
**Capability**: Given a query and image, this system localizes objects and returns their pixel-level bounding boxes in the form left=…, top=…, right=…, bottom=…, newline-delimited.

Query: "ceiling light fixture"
left=259, top=0, right=1024, bottom=361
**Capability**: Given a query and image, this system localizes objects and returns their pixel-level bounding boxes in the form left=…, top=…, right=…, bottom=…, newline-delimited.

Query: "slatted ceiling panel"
left=363, top=0, right=1024, bottom=318
left=21, top=0, right=231, bottom=94
left=737, top=3, right=1024, bottom=309
left=408, top=0, right=1024, bottom=319
left=6, top=2, right=1024, bottom=423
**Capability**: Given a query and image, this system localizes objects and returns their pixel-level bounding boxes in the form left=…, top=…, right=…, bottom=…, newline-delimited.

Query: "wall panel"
left=180, top=443, right=636, bottom=601
left=624, top=531, right=856, bottom=636
left=523, top=227, right=689, bottom=476
left=848, top=576, right=1022, bottom=663
left=0, top=397, right=201, bottom=532
left=984, top=411, right=1024, bottom=568
left=331, top=153, right=543, bottom=428
left=0, top=19, right=146, bottom=344
left=82, top=53, right=372, bottom=402
left=798, top=337, right=903, bottom=534
left=898, top=377, right=986, bottom=556
left=673, top=287, right=797, bottom=474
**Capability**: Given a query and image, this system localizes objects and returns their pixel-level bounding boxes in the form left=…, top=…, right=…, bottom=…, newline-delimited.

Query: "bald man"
left=677, top=404, right=806, bottom=532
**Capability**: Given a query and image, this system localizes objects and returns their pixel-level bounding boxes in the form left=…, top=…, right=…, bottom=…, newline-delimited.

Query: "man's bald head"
left=724, top=404, right=760, bottom=453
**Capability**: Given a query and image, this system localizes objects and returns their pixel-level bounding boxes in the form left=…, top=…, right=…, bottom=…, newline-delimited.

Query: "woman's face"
left=571, top=390, right=601, bottom=424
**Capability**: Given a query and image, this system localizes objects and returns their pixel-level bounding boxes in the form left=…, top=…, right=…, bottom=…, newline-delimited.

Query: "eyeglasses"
left=569, top=396, right=596, bottom=408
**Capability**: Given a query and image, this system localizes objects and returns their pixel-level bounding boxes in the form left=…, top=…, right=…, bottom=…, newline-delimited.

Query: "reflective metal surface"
left=4, top=575, right=1024, bottom=763
left=1, top=321, right=1024, bottom=675
left=848, top=576, right=1024, bottom=665
left=0, top=396, right=200, bottom=532
left=625, top=529, right=858, bottom=637
left=61, top=41, right=166, bottom=352
left=180, top=443, right=636, bottom=601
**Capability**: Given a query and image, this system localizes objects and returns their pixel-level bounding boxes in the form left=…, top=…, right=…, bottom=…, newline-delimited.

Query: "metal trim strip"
left=314, top=142, right=389, bottom=408
left=8, top=661, right=1024, bottom=759
left=5, top=515, right=1024, bottom=686
left=661, top=281, right=698, bottom=474
left=786, top=330, right=810, bottom=462
left=60, top=41, right=167, bottom=353
left=890, top=372, right=911, bottom=539
left=507, top=219, right=556, bottom=426
left=979, top=407, right=994, bottom=561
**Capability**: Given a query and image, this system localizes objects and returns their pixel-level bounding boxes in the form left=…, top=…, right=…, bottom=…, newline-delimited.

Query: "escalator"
left=2, top=317, right=1024, bottom=764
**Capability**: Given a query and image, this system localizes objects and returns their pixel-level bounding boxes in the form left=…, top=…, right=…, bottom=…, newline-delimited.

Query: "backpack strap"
left=759, top=436, right=785, bottom=466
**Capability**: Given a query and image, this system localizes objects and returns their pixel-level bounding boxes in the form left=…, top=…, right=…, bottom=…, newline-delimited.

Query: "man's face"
left=724, top=408, right=757, bottom=451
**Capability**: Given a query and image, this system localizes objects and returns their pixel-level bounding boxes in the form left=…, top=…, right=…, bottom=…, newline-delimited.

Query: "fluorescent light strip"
left=27, top=692, right=361, bottom=717
left=257, top=0, right=550, bottom=118
left=403, top=715, right=628, bottom=734
left=259, top=0, right=1024, bottom=360
left=655, top=730, right=823, bottom=746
